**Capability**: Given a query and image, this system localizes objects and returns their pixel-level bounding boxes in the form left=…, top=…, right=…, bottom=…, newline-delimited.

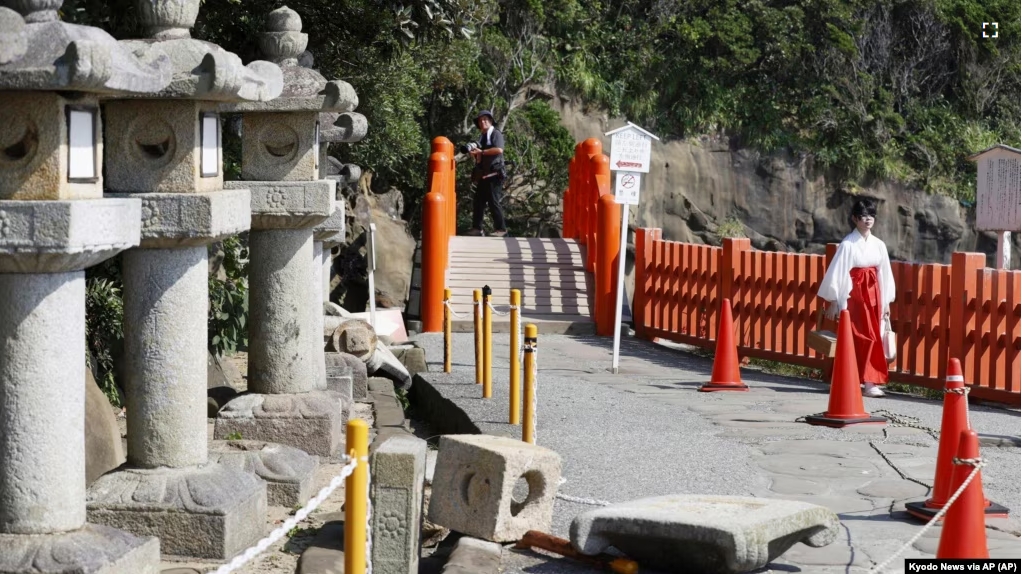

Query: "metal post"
left=509, top=289, right=521, bottom=424
left=482, top=284, right=492, bottom=398
left=473, top=289, right=483, bottom=385
left=443, top=287, right=452, bottom=373
left=344, top=419, right=369, bottom=574
left=523, top=324, right=537, bottom=444
left=612, top=204, right=629, bottom=373
left=367, top=223, right=378, bottom=330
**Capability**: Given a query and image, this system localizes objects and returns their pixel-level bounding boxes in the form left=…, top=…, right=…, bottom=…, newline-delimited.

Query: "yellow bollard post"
left=523, top=324, right=537, bottom=444
left=443, top=288, right=452, bottom=373
left=482, top=285, right=493, bottom=398
left=344, top=419, right=369, bottom=574
left=473, top=289, right=482, bottom=385
left=509, top=289, right=521, bottom=424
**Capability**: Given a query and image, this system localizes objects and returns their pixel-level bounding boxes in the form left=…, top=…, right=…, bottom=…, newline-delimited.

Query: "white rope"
left=866, top=457, right=987, bottom=573
left=946, top=385, right=971, bottom=430
left=212, top=456, right=359, bottom=574
left=531, top=342, right=538, bottom=444
left=556, top=493, right=613, bottom=506
left=443, top=299, right=471, bottom=319
left=487, top=301, right=516, bottom=316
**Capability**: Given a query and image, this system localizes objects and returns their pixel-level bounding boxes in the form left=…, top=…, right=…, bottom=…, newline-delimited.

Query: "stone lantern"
left=0, top=2, right=171, bottom=572
left=79, top=0, right=312, bottom=560
left=213, top=6, right=362, bottom=458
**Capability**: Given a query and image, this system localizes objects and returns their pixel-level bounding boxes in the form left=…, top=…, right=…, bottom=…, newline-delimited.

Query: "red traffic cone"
left=805, top=310, right=886, bottom=427
left=906, top=359, right=1009, bottom=520
left=936, top=430, right=990, bottom=559
left=699, top=299, right=748, bottom=392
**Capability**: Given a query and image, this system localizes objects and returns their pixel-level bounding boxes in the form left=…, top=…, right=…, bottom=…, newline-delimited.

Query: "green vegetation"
left=716, top=216, right=747, bottom=241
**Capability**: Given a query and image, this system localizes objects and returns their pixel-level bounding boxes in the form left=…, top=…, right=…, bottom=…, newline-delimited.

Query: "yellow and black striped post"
left=482, top=285, right=493, bottom=398
left=523, top=324, right=537, bottom=444
left=509, top=289, right=521, bottom=424
left=473, top=289, right=482, bottom=384
left=443, top=288, right=452, bottom=373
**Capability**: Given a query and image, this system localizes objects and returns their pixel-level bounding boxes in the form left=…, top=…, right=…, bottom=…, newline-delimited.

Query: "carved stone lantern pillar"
left=80, top=0, right=312, bottom=560
left=213, top=6, right=364, bottom=458
left=0, top=2, right=171, bottom=571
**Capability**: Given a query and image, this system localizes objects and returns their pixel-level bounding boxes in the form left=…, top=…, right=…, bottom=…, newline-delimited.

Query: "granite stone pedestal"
left=86, top=192, right=272, bottom=559
left=215, top=180, right=349, bottom=457
left=313, top=199, right=345, bottom=304
left=0, top=199, right=160, bottom=574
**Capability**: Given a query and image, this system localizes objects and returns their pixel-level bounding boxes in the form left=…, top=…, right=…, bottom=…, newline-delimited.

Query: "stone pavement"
left=410, top=332, right=1021, bottom=574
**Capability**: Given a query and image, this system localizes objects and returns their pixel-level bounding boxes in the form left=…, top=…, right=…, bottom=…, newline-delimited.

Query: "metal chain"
left=867, top=457, right=987, bottom=573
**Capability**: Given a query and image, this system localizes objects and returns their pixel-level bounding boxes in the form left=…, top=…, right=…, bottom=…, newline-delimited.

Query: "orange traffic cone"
left=805, top=310, right=886, bottom=427
left=936, top=430, right=989, bottom=559
left=699, top=299, right=748, bottom=392
left=906, top=359, right=1009, bottom=520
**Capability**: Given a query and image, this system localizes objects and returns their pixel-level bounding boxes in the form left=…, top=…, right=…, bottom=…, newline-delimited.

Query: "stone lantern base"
left=213, top=390, right=349, bottom=458
left=209, top=439, right=319, bottom=507
left=0, top=524, right=161, bottom=574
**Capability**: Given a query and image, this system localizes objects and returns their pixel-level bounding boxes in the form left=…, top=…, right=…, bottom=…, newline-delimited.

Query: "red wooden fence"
left=633, top=230, right=1022, bottom=406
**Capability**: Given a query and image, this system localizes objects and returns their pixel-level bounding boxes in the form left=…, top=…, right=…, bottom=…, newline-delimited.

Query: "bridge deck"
left=446, top=236, right=595, bottom=334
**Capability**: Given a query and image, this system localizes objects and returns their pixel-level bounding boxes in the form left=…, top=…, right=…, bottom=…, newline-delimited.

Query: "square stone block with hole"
left=427, top=435, right=561, bottom=542
left=371, top=435, right=427, bottom=574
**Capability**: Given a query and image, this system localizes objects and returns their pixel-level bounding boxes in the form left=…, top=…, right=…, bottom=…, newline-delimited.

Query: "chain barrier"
left=866, top=457, right=987, bottom=573
left=443, top=298, right=471, bottom=319
left=212, top=456, right=359, bottom=574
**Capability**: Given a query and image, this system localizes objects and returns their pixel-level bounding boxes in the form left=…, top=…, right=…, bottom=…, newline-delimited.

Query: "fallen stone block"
left=331, top=319, right=377, bottom=361
left=441, top=536, right=501, bottom=574
left=324, top=352, right=353, bottom=402
left=428, top=435, right=561, bottom=543
left=569, top=494, right=840, bottom=574
left=391, top=346, right=428, bottom=376
left=369, top=340, right=412, bottom=390
left=371, top=435, right=427, bottom=574
left=327, top=352, right=368, bottom=400
left=209, top=439, right=319, bottom=507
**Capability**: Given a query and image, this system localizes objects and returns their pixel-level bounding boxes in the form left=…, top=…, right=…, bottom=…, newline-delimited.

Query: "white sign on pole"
left=608, top=124, right=654, bottom=173
left=968, top=144, right=1021, bottom=269
left=605, top=122, right=659, bottom=374
left=367, top=223, right=378, bottom=329
left=614, top=172, right=641, bottom=205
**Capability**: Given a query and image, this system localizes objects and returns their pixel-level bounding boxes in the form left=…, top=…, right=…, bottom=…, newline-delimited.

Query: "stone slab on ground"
left=371, top=435, right=428, bottom=574
left=86, top=465, right=267, bottom=559
left=570, top=494, right=839, bottom=574
left=428, top=434, right=561, bottom=543
left=391, top=346, right=428, bottom=376
left=295, top=517, right=345, bottom=574
left=0, top=524, right=161, bottom=574
left=213, top=391, right=347, bottom=458
left=441, top=536, right=502, bottom=574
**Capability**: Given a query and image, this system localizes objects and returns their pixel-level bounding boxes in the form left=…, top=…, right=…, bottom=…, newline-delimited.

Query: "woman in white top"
left=817, top=199, right=896, bottom=398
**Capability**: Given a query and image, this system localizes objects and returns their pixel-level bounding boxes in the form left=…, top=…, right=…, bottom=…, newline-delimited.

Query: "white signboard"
left=200, top=113, right=220, bottom=177
left=614, top=172, right=641, bottom=205
left=68, top=109, right=96, bottom=180
left=608, top=127, right=652, bottom=173
left=975, top=153, right=1021, bottom=232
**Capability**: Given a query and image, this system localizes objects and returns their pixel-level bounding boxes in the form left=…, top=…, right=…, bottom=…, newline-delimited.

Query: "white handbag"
left=882, top=315, right=897, bottom=363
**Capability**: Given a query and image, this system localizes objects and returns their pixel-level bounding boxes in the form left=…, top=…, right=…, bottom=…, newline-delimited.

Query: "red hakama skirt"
left=847, top=267, right=889, bottom=385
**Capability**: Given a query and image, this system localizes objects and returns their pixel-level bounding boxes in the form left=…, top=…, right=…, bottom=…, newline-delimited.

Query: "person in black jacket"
left=467, top=110, right=507, bottom=237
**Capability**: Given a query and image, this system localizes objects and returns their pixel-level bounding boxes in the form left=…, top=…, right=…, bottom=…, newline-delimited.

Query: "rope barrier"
left=487, top=301, right=517, bottom=316
left=212, top=456, right=360, bottom=574
left=443, top=298, right=472, bottom=319
left=866, top=457, right=987, bottom=573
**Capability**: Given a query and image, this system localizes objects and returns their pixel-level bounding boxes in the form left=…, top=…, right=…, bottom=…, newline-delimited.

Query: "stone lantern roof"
left=119, top=0, right=283, bottom=101
left=0, top=1, right=171, bottom=94
left=220, top=6, right=357, bottom=113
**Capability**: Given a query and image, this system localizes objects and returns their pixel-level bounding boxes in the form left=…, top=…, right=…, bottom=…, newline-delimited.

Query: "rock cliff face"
left=549, top=94, right=1018, bottom=267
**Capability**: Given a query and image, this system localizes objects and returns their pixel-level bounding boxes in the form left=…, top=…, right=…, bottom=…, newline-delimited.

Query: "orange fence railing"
left=633, top=230, right=1021, bottom=406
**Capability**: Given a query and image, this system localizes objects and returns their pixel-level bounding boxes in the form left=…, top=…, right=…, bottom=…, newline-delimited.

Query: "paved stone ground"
left=411, top=332, right=1021, bottom=574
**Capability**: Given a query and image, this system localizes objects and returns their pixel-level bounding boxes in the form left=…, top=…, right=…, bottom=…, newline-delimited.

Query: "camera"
left=459, top=141, right=479, bottom=154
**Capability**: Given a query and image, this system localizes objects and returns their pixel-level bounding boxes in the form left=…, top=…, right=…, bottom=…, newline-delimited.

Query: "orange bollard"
left=420, top=190, right=447, bottom=332
left=935, top=430, right=990, bottom=559
left=699, top=299, right=749, bottom=391
left=587, top=153, right=610, bottom=273
left=432, top=137, right=456, bottom=238
left=595, top=193, right=620, bottom=336
left=906, top=358, right=1009, bottom=520
left=805, top=310, right=886, bottom=427
left=428, top=151, right=451, bottom=240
